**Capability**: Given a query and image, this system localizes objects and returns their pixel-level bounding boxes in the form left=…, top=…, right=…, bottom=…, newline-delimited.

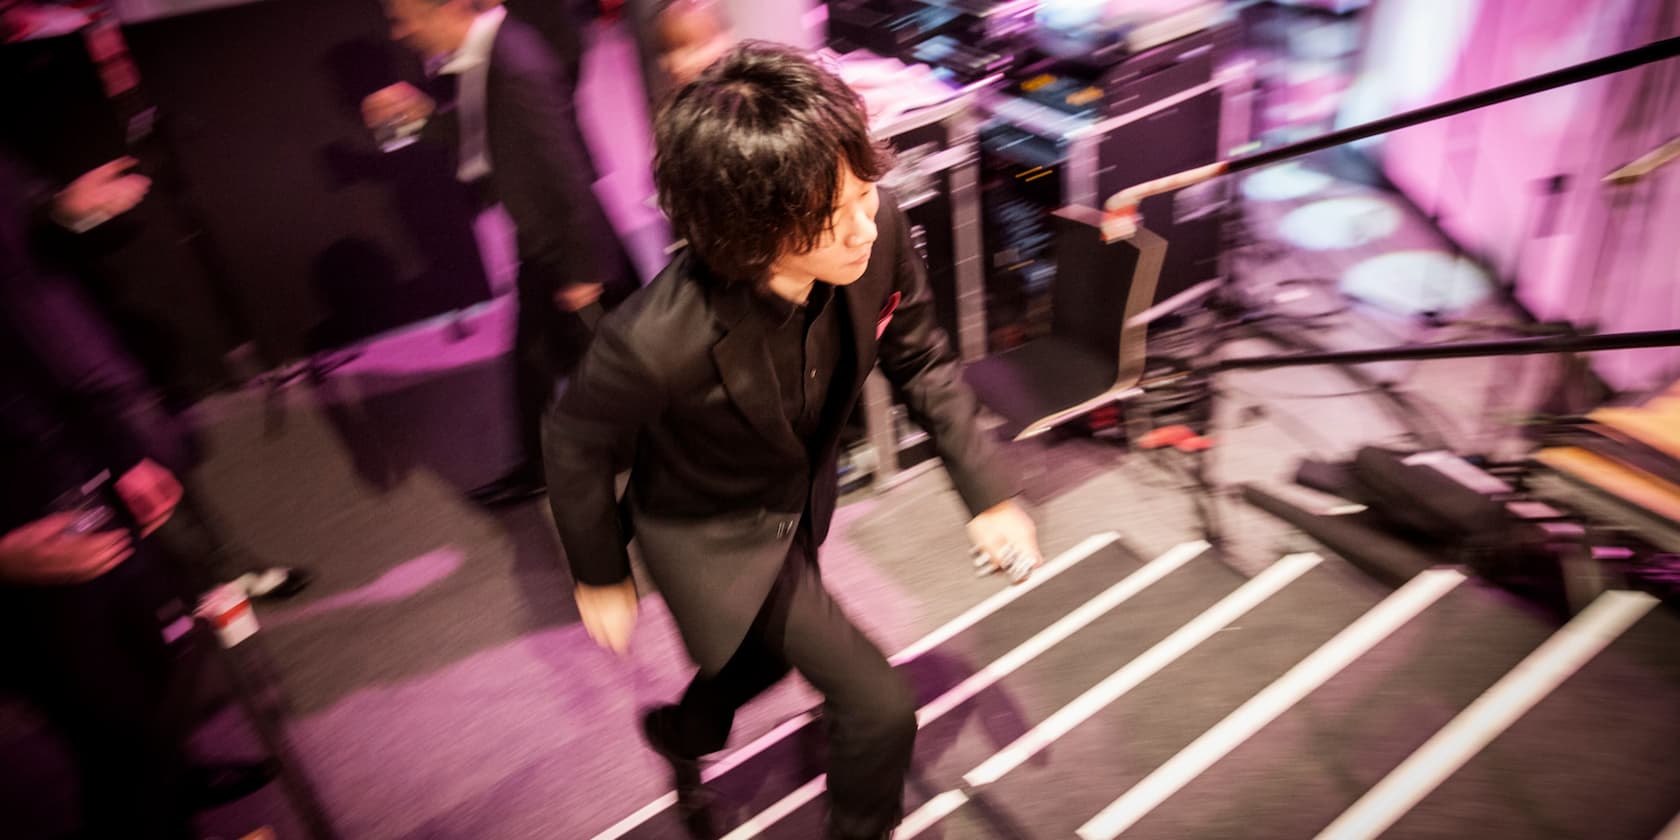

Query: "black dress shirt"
left=759, top=282, right=843, bottom=446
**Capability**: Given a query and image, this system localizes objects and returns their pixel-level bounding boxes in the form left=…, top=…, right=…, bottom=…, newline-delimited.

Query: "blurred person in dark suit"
left=9, top=150, right=315, bottom=602
left=363, top=0, right=639, bottom=508
left=0, top=0, right=314, bottom=601
left=494, top=0, right=593, bottom=89
left=0, top=154, right=272, bottom=840
left=543, top=44, right=1042, bottom=839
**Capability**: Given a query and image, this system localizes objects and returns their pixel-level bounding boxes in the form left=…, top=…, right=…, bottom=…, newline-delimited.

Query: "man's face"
left=656, top=3, right=732, bottom=87
left=773, top=166, right=881, bottom=287
left=384, top=0, right=463, bottom=61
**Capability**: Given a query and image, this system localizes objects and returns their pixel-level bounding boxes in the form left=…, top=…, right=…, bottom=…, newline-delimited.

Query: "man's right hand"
left=114, top=458, right=182, bottom=538
left=361, top=82, right=435, bottom=131
left=575, top=578, right=638, bottom=655
left=0, top=515, right=132, bottom=585
left=53, top=157, right=152, bottom=231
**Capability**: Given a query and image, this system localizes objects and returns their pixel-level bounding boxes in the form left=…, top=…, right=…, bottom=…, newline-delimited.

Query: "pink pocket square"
left=875, top=292, right=901, bottom=339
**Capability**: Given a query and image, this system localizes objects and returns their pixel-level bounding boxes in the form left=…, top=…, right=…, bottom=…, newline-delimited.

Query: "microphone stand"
left=1184, top=328, right=1680, bottom=377
left=1099, top=35, right=1680, bottom=238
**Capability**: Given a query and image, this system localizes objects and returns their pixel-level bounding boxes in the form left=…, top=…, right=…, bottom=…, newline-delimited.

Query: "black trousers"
left=512, top=254, right=634, bottom=473
left=0, top=546, right=194, bottom=840
left=660, top=532, right=917, bottom=839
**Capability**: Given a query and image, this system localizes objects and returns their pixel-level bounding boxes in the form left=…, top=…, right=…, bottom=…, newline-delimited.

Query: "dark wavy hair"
left=653, top=41, right=894, bottom=284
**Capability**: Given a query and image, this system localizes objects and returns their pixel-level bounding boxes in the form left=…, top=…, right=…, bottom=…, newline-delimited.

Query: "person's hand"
left=361, top=82, right=435, bottom=131
left=554, top=282, right=604, bottom=313
left=575, top=578, right=638, bottom=655
left=53, top=157, right=151, bottom=230
left=0, top=515, right=132, bottom=585
left=966, top=498, right=1043, bottom=585
left=114, top=458, right=183, bottom=537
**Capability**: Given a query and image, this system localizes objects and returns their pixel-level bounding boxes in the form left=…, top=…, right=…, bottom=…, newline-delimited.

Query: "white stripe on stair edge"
left=1314, top=589, right=1659, bottom=840
left=1076, top=568, right=1467, bottom=839
left=589, top=531, right=1128, bottom=840
left=898, top=552, right=1324, bottom=838
left=718, top=540, right=1213, bottom=840
left=966, top=553, right=1323, bottom=787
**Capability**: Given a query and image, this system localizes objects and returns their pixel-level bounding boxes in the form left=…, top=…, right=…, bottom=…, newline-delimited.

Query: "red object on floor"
left=1138, top=425, right=1195, bottom=449
left=1174, top=434, right=1215, bottom=453
left=1137, top=424, right=1215, bottom=452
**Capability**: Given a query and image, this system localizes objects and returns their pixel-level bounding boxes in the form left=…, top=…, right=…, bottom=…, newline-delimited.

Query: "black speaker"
left=1095, top=84, right=1223, bottom=307
left=884, top=113, right=966, bottom=344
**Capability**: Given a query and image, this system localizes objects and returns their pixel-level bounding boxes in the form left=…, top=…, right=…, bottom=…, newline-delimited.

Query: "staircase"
left=591, top=536, right=1680, bottom=840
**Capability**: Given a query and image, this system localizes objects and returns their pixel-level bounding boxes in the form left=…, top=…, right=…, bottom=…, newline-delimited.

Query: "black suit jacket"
left=0, top=158, right=186, bottom=535
left=543, top=194, right=1018, bottom=671
left=431, top=17, right=633, bottom=304
left=499, top=0, right=589, bottom=88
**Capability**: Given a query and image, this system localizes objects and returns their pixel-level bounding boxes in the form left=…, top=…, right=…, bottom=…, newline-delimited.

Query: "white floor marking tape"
left=722, top=540, right=1211, bottom=839
left=590, top=531, right=1129, bottom=840
left=1076, top=569, right=1466, bottom=839
left=1314, top=590, right=1659, bottom=840
left=897, top=552, right=1324, bottom=837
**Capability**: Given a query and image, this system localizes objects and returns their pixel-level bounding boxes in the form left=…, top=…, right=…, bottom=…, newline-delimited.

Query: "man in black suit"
left=6, top=146, right=314, bottom=600
left=544, top=44, right=1043, bottom=839
left=0, top=154, right=275, bottom=839
left=364, top=0, right=638, bottom=507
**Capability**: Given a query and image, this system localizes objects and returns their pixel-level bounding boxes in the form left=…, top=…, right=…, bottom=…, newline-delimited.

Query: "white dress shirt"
left=437, top=5, right=507, bottom=184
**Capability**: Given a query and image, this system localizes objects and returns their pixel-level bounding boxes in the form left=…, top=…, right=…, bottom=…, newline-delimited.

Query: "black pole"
left=1226, top=36, right=1680, bottom=176
left=1104, top=36, right=1680, bottom=228
left=1198, top=329, right=1680, bottom=373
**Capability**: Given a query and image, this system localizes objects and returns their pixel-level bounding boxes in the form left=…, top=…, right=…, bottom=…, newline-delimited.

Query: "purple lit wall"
left=1341, top=0, right=1680, bottom=391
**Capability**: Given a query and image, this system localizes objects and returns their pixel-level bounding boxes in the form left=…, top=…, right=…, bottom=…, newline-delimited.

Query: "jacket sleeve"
left=873, top=198, right=1020, bottom=517
left=0, top=227, right=185, bottom=475
left=492, top=40, right=631, bottom=299
left=541, top=309, right=666, bottom=586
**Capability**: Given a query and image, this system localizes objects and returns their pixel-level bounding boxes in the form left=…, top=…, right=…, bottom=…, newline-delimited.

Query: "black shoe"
left=467, top=468, right=546, bottom=508
left=641, top=706, right=716, bottom=837
left=185, top=760, right=278, bottom=810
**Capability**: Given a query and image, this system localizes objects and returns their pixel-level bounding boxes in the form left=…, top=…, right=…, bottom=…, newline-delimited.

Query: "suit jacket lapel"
left=843, top=279, right=879, bottom=397
left=710, top=281, right=806, bottom=456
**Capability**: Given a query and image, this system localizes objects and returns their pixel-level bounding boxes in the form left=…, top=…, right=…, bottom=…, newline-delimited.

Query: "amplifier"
left=874, top=93, right=987, bottom=364
left=1100, top=27, right=1219, bottom=117
left=979, top=57, right=1245, bottom=348
left=825, top=2, right=961, bottom=56
left=903, top=34, right=1013, bottom=83
left=844, top=91, right=989, bottom=490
